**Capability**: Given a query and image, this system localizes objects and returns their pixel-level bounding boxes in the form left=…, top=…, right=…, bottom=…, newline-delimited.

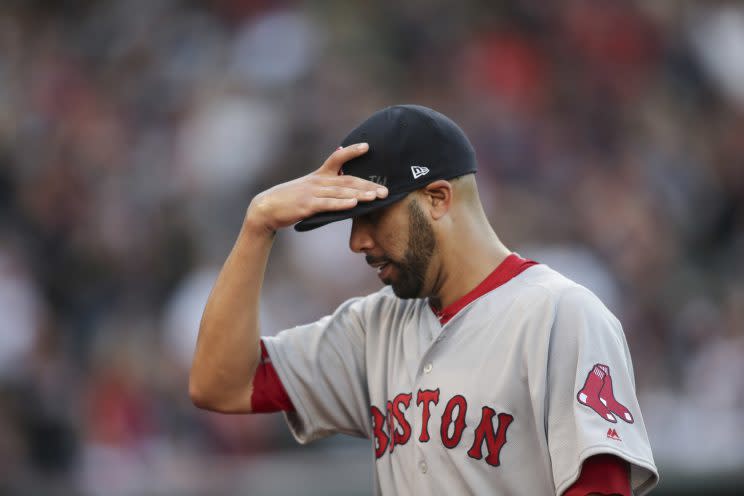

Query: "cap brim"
left=294, top=191, right=409, bottom=232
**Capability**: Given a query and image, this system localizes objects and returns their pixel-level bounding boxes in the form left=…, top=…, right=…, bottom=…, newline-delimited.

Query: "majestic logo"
left=577, top=364, right=634, bottom=424
left=411, top=165, right=430, bottom=179
left=607, top=428, right=622, bottom=441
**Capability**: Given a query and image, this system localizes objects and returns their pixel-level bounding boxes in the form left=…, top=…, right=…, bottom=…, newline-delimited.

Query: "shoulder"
left=341, top=286, right=404, bottom=315
left=522, top=266, right=627, bottom=354
left=522, top=264, right=611, bottom=305
left=510, top=264, right=619, bottom=328
left=335, top=286, right=424, bottom=329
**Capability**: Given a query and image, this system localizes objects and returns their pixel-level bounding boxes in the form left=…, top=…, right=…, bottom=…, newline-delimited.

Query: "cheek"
left=378, top=227, right=408, bottom=261
left=371, top=203, right=411, bottom=259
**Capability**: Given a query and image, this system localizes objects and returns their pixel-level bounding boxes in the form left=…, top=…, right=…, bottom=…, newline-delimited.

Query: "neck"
left=428, top=216, right=511, bottom=310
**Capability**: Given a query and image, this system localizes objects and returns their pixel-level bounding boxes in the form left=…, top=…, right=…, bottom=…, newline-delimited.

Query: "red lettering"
left=391, top=393, right=413, bottom=446
left=374, top=392, right=514, bottom=467
left=467, top=407, right=514, bottom=467
left=371, top=406, right=388, bottom=459
left=416, top=389, right=440, bottom=442
left=440, top=395, right=468, bottom=449
left=386, top=400, right=395, bottom=453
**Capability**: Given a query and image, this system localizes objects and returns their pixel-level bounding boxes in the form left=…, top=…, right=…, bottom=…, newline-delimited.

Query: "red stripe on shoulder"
left=250, top=340, right=295, bottom=413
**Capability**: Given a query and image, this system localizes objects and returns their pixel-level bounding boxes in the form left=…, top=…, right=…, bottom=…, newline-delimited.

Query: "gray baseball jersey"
left=262, top=258, right=658, bottom=495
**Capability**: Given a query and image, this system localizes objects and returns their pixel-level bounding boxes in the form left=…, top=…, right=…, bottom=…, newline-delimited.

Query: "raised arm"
left=189, top=143, right=386, bottom=413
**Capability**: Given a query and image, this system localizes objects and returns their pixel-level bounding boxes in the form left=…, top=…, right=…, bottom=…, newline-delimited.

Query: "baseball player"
left=190, top=105, right=659, bottom=495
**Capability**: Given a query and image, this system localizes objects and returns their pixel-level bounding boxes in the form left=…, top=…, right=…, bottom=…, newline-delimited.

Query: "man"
left=190, top=105, right=658, bottom=495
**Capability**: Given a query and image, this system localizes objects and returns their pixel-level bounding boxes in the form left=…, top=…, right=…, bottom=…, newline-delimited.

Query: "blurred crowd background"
left=1, top=0, right=743, bottom=494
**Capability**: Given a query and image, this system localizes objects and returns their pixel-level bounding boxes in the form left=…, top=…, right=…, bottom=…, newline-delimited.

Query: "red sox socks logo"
left=576, top=364, right=634, bottom=424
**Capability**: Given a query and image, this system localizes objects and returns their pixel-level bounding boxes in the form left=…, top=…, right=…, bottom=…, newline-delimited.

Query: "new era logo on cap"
left=411, top=165, right=430, bottom=179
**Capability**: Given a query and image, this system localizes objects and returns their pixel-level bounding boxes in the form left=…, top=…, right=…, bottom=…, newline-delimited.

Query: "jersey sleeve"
left=545, top=286, right=658, bottom=496
left=251, top=340, right=295, bottom=413
left=261, top=296, right=371, bottom=444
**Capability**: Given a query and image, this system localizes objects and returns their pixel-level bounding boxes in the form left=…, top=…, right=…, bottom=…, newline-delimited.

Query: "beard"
left=384, top=200, right=436, bottom=299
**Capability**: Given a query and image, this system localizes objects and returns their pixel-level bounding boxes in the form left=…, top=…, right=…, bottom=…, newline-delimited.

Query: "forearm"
left=188, top=143, right=380, bottom=413
left=189, top=213, right=274, bottom=412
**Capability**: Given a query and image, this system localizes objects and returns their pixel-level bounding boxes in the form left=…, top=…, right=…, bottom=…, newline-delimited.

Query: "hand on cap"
left=247, top=143, right=388, bottom=233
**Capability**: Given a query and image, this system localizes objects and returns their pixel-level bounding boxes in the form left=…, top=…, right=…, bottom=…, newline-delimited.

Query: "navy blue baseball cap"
left=294, top=104, right=477, bottom=232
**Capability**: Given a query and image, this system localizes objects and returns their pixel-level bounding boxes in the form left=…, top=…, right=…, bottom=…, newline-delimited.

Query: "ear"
left=421, top=180, right=452, bottom=220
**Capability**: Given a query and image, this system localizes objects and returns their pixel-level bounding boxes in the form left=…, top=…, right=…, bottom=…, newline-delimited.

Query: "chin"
left=390, top=281, right=424, bottom=300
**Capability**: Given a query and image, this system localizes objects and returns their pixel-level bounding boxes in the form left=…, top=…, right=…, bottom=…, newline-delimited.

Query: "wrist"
left=242, top=214, right=276, bottom=239
left=243, top=202, right=277, bottom=239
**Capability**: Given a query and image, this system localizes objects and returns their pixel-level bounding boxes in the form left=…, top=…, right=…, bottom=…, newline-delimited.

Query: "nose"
left=349, top=217, right=374, bottom=253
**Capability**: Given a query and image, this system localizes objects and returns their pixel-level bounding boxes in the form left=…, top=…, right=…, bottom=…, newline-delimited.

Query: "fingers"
left=247, top=141, right=388, bottom=230
left=318, top=143, right=369, bottom=174
left=315, top=186, right=380, bottom=201
left=316, top=175, right=388, bottom=198
left=314, top=143, right=389, bottom=200
left=310, top=197, right=359, bottom=211
left=328, top=173, right=385, bottom=190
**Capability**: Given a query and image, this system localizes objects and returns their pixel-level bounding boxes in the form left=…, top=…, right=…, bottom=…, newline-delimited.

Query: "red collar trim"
left=430, top=253, right=538, bottom=325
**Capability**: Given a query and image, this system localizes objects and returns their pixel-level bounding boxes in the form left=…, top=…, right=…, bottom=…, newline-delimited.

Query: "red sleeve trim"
left=250, top=340, right=295, bottom=413
left=562, top=454, right=631, bottom=496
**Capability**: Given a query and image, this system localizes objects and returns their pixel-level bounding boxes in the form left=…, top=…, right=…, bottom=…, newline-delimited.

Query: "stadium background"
left=1, top=0, right=743, bottom=494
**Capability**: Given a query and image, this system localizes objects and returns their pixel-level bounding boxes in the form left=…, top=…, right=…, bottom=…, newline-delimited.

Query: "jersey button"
left=419, top=461, right=428, bottom=474
left=423, top=363, right=433, bottom=374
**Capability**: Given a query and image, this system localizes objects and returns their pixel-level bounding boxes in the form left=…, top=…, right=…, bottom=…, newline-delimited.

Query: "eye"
left=364, top=209, right=385, bottom=225
left=356, top=203, right=392, bottom=226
